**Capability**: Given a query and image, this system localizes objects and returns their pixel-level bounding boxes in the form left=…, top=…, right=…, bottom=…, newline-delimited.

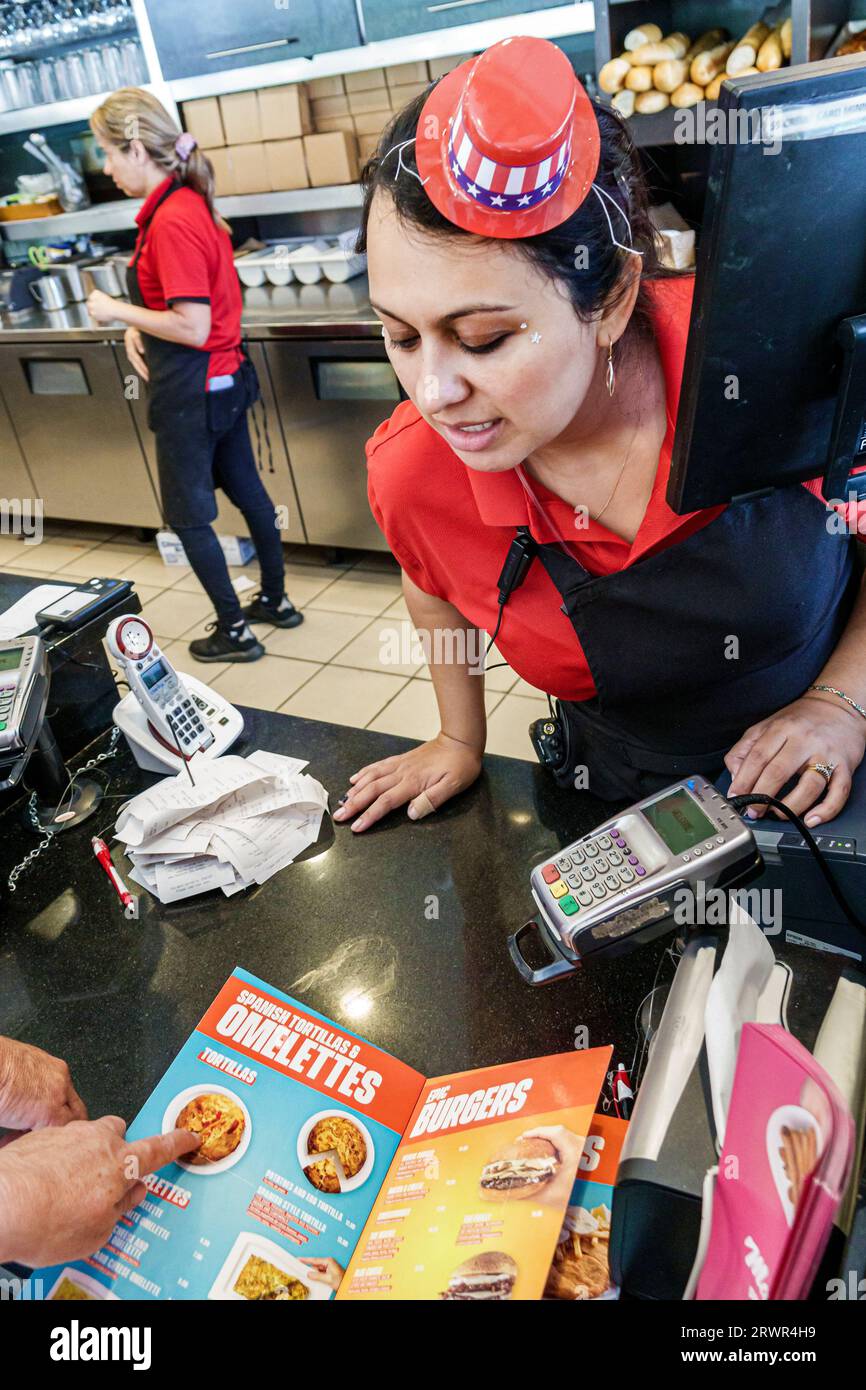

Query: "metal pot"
left=44, top=261, right=89, bottom=301
left=82, top=261, right=123, bottom=297
left=29, top=276, right=68, bottom=311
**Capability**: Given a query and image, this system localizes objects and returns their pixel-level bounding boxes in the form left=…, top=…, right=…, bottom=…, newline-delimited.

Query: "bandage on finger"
left=412, top=790, right=437, bottom=819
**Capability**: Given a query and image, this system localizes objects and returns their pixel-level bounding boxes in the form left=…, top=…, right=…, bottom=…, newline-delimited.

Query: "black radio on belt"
left=494, top=528, right=570, bottom=775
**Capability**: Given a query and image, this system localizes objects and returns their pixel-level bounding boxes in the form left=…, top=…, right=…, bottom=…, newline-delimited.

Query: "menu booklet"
left=37, top=968, right=610, bottom=1303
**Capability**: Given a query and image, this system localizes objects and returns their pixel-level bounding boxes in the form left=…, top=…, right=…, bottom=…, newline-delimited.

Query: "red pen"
left=91, top=837, right=138, bottom=920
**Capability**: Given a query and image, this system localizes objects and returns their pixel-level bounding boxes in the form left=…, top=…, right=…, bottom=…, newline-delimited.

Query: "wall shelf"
left=0, top=182, right=363, bottom=240
left=0, top=83, right=177, bottom=138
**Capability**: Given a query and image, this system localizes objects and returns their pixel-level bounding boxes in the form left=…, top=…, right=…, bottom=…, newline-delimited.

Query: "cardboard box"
left=258, top=83, right=311, bottom=141
left=347, top=87, right=391, bottom=115
left=386, top=60, right=429, bottom=86
left=182, top=97, right=225, bottom=149
left=344, top=66, right=386, bottom=92
left=353, top=109, right=392, bottom=136
left=357, top=132, right=380, bottom=162
left=427, top=53, right=474, bottom=79
left=264, top=139, right=309, bottom=191
left=387, top=81, right=428, bottom=107
left=157, top=530, right=255, bottom=568
left=207, top=146, right=235, bottom=196
left=219, top=90, right=262, bottom=145
left=314, top=114, right=357, bottom=134
left=308, top=73, right=345, bottom=99
left=311, top=93, right=351, bottom=120
left=228, top=142, right=270, bottom=195
left=303, top=131, right=359, bottom=186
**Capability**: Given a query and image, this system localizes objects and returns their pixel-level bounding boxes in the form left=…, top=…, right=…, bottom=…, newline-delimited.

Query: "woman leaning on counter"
left=85, top=88, right=302, bottom=664
left=335, top=37, right=866, bottom=833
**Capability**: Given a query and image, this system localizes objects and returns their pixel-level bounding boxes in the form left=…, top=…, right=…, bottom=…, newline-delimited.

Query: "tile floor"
left=2, top=520, right=550, bottom=762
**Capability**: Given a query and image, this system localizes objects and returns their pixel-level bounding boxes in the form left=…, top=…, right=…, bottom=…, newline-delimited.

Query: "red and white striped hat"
left=415, top=36, right=600, bottom=239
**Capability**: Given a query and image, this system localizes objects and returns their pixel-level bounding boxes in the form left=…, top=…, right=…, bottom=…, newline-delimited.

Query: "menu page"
left=37, top=968, right=424, bottom=1303
left=544, top=1112, right=629, bottom=1300
left=337, top=1048, right=611, bottom=1301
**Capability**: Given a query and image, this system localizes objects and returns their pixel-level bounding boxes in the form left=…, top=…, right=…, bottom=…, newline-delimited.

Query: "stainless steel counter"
left=0, top=276, right=380, bottom=343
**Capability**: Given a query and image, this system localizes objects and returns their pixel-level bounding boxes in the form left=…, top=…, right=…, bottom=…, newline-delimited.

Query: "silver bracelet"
left=808, top=683, right=866, bottom=722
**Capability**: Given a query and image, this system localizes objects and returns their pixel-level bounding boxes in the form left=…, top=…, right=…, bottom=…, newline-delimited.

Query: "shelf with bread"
left=596, top=12, right=795, bottom=144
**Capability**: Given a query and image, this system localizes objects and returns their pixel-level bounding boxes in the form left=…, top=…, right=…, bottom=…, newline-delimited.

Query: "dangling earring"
left=606, top=342, right=616, bottom=397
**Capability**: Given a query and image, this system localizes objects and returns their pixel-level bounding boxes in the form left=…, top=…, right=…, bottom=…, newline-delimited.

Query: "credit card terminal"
left=36, top=578, right=134, bottom=633
left=510, top=775, right=762, bottom=984
left=106, top=614, right=242, bottom=772
left=0, top=636, right=49, bottom=790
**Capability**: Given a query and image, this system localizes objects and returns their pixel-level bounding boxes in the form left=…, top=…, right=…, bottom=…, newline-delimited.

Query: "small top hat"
left=415, top=35, right=601, bottom=239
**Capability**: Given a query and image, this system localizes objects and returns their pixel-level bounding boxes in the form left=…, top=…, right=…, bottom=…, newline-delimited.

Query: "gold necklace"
left=590, top=414, right=641, bottom=523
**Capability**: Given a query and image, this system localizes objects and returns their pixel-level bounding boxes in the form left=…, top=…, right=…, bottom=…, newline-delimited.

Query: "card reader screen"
left=643, top=788, right=716, bottom=854
left=141, top=659, right=168, bottom=690
left=0, top=649, right=23, bottom=672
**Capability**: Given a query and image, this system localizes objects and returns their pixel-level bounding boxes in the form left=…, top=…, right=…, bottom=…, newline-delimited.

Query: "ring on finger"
left=807, top=761, right=837, bottom=785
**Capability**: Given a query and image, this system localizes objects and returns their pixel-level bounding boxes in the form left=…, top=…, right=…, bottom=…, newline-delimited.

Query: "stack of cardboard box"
left=181, top=55, right=475, bottom=197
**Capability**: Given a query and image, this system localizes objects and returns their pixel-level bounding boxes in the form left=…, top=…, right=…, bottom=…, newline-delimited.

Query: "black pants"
left=173, top=410, right=285, bottom=629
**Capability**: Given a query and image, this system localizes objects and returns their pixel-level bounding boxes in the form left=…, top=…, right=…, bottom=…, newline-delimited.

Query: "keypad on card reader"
left=540, top=826, right=647, bottom=918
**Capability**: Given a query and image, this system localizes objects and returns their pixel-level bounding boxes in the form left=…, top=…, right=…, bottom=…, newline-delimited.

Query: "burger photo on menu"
left=439, top=1252, right=519, bottom=1301
left=479, top=1133, right=562, bottom=1202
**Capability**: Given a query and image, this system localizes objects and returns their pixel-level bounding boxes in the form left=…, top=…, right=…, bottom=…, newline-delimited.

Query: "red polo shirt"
left=366, top=275, right=854, bottom=701
left=132, top=177, right=243, bottom=383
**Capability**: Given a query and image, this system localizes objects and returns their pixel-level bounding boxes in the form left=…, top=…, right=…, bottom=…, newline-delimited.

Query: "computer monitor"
left=668, top=52, right=866, bottom=514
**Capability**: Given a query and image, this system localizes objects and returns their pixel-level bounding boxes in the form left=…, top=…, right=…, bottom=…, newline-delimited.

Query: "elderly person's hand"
left=727, top=694, right=866, bottom=825
left=0, top=1120, right=199, bottom=1267
left=0, top=1037, right=87, bottom=1132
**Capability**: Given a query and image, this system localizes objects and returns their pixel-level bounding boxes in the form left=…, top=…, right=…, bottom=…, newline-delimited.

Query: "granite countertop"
left=0, top=707, right=849, bottom=1128
left=0, top=278, right=379, bottom=344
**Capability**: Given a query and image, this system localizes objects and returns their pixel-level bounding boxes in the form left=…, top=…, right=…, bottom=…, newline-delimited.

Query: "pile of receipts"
left=115, top=750, right=328, bottom=903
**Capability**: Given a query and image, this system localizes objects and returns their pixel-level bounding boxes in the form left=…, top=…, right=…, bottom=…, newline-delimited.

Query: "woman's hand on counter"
left=86, top=288, right=122, bottom=325
left=124, top=325, right=149, bottom=382
left=0, top=1036, right=87, bottom=1131
left=333, top=732, right=483, bottom=833
left=0, top=1119, right=200, bottom=1268
left=726, top=695, right=866, bottom=825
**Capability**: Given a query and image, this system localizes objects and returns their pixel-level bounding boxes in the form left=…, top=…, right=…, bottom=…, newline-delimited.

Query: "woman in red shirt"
left=335, top=38, right=866, bottom=833
left=86, top=88, right=302, bottom=662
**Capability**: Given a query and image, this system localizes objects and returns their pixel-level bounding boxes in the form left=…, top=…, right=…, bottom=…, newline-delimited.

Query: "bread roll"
left=625, top=64, right=653, bottom=92
left=624, top=23, right=662, bottom=51
left=686, top=28, right=727, bottom=61
left=662, top=32, right=690, bottom=60
left=691, top=42, right=735, bottom=85
left=599, top=56, right=631, bottom=93
left=653, top=58, right=689, bottom=93
left=611, top=88, right=636, bottom=118
left=671, top=82, right=705, bottom=108
left=726, top=21, right=770, bottom=74
left=780, top=17, right=793, bottom=59
left=634, top=89, right=670, bottom=114
left=629, top=41, right=676, bottom=65
left=756, top=26, right=784, bottom=71
left=704, top=72, right=725, bottom=101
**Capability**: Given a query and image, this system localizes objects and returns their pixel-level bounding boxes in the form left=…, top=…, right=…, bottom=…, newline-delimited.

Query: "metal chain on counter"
left=6, top=727, right=123, bottom=894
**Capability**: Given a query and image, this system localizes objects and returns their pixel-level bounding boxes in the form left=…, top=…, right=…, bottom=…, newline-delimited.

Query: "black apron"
left=532, top=486, right=857, bottom=802
left=127, top=179, right=259, bottom=528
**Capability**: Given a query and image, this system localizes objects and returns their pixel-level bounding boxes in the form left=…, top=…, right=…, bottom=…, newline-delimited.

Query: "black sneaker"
left=188, top=620, right=265, bottom=663
left=242, top=592, right=304, bottom=629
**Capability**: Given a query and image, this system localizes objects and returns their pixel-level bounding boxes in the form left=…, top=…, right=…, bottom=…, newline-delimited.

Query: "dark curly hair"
left=356, top=81, right=677, bottom=343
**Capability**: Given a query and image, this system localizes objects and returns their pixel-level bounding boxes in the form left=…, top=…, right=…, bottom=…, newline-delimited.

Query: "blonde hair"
left=91, top=87, right=230, bottom=232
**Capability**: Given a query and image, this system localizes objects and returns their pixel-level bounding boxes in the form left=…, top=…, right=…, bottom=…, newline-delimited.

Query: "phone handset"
left=106, top=614, right=215, bottom=759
